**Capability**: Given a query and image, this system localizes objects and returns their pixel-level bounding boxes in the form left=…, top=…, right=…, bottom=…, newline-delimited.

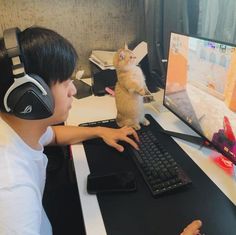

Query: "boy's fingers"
left=181, top=220, right=202, bottom=235
left=132, top=130, right=140, bottom=142
left=188, top=220, right=202, bottom=231
left=112, top=142, right=124, bottom=152
left=124, top=137, right=139, bottom=150
left=123, top=126, right=140, bottom=143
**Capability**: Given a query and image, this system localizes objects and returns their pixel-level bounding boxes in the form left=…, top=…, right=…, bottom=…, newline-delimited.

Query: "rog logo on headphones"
left=20, top=105, right=32, bottom=114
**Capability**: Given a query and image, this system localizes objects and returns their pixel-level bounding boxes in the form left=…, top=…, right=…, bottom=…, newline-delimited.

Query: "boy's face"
left=50, top=79, right=76, bottom=124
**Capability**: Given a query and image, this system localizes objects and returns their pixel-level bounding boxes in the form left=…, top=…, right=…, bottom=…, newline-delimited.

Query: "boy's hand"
left=180, top=220, right=202, bottom=235
left=100, top=126, right=139, bottom=152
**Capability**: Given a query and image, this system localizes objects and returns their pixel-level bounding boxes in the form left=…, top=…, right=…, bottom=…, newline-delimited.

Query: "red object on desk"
left=223, top=116, right=236, bottom=142
left=211, top=153, right=234, bottom=176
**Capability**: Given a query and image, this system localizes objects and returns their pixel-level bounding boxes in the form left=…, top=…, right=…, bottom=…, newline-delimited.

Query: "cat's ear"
left=119, top=51, right=125, bottom=60
left=124, top=43, right=128, bottom=50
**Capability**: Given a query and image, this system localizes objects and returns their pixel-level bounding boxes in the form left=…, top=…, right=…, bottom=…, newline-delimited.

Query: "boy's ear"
left=124, top=43, right=128, bottom=50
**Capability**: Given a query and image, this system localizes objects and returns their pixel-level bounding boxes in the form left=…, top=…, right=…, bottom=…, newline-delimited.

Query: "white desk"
left=66, top=90, right=236, bottom=235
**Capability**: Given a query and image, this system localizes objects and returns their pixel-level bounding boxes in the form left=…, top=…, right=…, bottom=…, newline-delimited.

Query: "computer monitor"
left=163, top=32, right=236, bottom=165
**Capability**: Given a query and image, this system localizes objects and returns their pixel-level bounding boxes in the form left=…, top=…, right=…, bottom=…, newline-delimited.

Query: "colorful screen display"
left=164, top=32, right=236, bottom=165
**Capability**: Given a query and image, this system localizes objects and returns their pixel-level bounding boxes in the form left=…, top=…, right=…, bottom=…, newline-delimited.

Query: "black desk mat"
left=81, top=114, right=236, bottom=235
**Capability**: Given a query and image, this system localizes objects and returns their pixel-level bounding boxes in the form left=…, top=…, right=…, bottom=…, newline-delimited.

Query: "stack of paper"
left=89, top=41, right=148, bottom=70
left=89, top=50, right=116, bottom=70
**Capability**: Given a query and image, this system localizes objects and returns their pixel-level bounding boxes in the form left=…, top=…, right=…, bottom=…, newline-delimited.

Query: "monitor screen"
left=163, top=32, right=236, bottom=165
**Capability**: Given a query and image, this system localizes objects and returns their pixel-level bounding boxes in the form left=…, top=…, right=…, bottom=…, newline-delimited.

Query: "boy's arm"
left=50, top=125, right=139, bottom=152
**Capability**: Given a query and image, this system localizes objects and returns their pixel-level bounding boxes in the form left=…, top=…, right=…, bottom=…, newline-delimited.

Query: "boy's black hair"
left=0, top=26, right=78, bottom=112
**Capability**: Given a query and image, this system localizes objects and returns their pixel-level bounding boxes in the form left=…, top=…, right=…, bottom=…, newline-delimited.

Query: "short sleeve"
left=39, top=126, right=54, bottom=146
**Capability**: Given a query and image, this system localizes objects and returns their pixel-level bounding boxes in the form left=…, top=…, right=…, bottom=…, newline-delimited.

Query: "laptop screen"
left=163, top=32, right=236, bottom=165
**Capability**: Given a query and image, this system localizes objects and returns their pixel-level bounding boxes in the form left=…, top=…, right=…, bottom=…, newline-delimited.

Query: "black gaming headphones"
left=3, top=27, right=54, bottom=120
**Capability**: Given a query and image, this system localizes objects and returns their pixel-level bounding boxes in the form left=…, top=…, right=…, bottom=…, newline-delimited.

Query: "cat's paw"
left=132, top=124, right=141, bottom=130
left=142, top=118, right=150, bottom=126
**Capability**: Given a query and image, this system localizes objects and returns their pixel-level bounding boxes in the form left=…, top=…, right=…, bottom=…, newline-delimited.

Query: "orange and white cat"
left=113, top=45, right=150, bottom=130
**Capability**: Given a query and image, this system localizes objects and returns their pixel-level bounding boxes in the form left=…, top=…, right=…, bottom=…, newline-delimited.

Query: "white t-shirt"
left=0, top=117, right=54, bottom=235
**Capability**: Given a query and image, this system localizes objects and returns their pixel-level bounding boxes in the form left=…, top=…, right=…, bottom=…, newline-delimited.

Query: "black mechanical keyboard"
left=129, top=128, right=192, bottom=197
left=80, top=118, right=192, bottom=197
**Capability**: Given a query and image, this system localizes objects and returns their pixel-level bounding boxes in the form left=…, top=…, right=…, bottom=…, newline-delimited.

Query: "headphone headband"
left=3, top=27, right=25, bottom=77
left=3, top=28, right=21, bottom=57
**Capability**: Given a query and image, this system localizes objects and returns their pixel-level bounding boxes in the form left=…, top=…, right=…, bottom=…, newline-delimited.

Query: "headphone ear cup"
left=7, top=74, right=55, bottom=120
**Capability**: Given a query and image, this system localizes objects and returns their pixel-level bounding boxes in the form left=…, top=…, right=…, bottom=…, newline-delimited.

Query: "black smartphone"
left=87, top=171, right=136, bottom=194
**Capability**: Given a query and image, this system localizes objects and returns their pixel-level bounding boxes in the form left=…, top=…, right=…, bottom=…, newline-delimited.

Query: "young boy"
left=0, top=26, right=201, bottom=235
